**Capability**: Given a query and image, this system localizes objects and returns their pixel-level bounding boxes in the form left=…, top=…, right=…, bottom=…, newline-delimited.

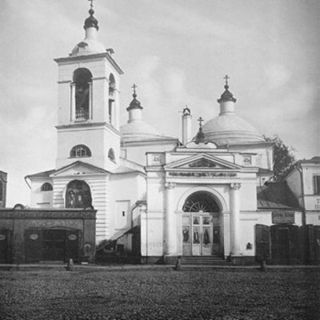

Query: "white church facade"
left=23, top=5, right=307, bottom=264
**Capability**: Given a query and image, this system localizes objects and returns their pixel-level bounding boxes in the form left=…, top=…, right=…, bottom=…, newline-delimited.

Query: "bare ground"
left=0, top=268, right=319, bottom=320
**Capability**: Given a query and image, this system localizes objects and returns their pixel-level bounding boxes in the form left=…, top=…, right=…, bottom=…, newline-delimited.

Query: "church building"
left=23, top=4, right=307, bottom=264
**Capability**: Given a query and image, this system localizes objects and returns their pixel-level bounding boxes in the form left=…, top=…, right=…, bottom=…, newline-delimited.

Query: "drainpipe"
left=296, top=166, right=306, bottom=226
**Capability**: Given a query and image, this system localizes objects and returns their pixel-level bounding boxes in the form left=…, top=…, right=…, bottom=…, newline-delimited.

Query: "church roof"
left=201, top=80, right=264, bottom=146
left=121, top=86, right=176, bottom=143
left=202, top=114, right=265, bottom=146
left=257, top=182, right=300, bottom=210
left=299, top=156, right=320, bottom=164
left=25, top=169, right=56, bottom=179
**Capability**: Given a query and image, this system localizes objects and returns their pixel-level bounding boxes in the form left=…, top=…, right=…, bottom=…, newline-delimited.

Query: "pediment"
left=165, top=154, right=242, bottom=170
left=51, top=161, right=109, bottom=178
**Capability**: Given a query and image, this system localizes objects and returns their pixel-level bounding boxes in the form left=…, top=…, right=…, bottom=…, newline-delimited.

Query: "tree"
left=264, top=135, right=296, bottom=182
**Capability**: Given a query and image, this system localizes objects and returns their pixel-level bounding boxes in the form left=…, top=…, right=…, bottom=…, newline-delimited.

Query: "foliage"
left=264, top=135, right=296, bottom=182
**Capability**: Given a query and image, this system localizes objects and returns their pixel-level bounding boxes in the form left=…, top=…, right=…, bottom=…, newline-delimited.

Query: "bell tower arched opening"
left=73, top=68, right=92, bottom=121
left=108, top=73, right=116, bottom=125
left=182, top=191, right=223, bottom=257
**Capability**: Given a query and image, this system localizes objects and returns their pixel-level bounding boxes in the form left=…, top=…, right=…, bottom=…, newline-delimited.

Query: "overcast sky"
left=1, top=0, right=319, bottom=206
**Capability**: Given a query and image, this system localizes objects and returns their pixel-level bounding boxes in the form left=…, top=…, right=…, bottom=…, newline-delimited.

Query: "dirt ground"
left=0, top=268, right=319, bottom=320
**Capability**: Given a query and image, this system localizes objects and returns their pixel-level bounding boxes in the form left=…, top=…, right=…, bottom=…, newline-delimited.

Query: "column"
left=165, top=182, right=176, bottom=255
left=230, top=183, right=241, bottom=256
left=70, top=82, right=76, bottom=121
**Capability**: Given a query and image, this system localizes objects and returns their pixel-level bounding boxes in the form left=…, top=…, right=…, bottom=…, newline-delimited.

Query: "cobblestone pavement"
left=0, top=268, right=319, bottom=320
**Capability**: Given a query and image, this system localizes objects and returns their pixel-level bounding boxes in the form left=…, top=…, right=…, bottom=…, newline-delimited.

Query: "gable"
left=165, top=153, right=242, bottom=171
left=51, top=161, right=109, bottom=178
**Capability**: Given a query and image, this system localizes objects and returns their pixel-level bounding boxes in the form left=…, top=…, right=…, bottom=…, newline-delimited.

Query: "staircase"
left=180, top=255, right=229, bottom=266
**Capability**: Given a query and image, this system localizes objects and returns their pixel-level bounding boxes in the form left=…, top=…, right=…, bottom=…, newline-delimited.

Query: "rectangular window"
left=314, top=176, right=320, bottom=195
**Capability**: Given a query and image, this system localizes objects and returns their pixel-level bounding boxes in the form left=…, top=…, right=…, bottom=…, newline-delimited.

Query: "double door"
left=182, top=213, right=220, bottom=256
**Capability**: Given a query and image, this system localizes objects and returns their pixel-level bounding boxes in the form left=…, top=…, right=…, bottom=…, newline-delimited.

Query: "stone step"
left=180, top=256, right=228, bottom=265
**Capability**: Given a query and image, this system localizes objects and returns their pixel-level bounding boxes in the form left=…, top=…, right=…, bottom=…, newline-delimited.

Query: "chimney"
left=181, top=107, right=192, bottom=145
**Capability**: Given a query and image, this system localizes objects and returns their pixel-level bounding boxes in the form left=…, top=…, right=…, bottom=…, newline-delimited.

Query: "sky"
left=0, top=0, right=319, bottom=206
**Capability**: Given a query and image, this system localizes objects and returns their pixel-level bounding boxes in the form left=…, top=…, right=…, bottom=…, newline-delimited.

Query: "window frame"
left=40, top=182, right=53, bottom=192
left=70, top=145, right=92, bottom=158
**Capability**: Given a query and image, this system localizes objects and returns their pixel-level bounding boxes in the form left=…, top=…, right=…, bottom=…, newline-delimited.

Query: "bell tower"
left=54, top=2, right=123, bottom=171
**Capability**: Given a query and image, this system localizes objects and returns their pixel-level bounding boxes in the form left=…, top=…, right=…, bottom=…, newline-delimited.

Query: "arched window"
left=73, top=68, right=92, bottom=120
left=66, top=180, right=92, bottom=209
left=108, top=74, right=116, bottom=124
left=70, top=145, right=91, bottom=158
left=183, top=191, right=220, bottom=213
left=108, top=148, right=115, bottom=162
left=41, top=182, right=53, bottom=192
left=109, top=74, right=116, bottom=96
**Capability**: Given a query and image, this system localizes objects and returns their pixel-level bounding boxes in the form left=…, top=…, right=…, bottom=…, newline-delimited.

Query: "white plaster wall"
left=109, top=173, right=146, bottom=237
left=239, top=211, right=272, bottom=257
left=30, top=179, right=53, bottom=208
left=56, top=126, right=120, bottom=171
left=123, top=142, right=177, bottom=166
left=239, top=181, right=257, bottom=211
left=143, top=171, right=166, bottom=256
left=52, top=175, right=109, bottom=243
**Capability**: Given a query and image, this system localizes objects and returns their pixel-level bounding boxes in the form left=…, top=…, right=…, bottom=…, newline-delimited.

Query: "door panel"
left=182, top=213, right=218, bottom=256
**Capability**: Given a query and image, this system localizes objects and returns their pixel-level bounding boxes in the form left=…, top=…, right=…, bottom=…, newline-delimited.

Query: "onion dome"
left=70, top=3, right=105, bottom=57
left=194, top=117, right=205, bottom=144
left=84, top=8, right=99, bottom=30
left=127, top=84, right=143, bottom=111
left=217, top=83, right=236, bottom=103
left=121, top=85, right=170, bottom=142
left=201, top=76, right=264, bottom=146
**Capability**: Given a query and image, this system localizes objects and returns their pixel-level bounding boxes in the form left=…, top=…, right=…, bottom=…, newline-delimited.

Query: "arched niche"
left=108, top=148, right=115, bottom=162
left=65, top=180, right=92, bottom=209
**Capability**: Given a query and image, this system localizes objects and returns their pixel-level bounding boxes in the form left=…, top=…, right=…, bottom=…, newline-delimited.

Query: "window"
left=109, top=74, right=116, bottom=96
left=0, top=181, right=2, bottom=201
left=70, top=145, right=91, bottom=158
left=314, top=176, right=320, bottom=195
left=41, top=183, right=53, bottom=192
left=108, top=148, right=115, bottom=162
left=73, top=68, right=92, bottom=120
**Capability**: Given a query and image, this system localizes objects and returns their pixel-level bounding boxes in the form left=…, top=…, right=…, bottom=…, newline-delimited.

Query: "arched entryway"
left=182, top=191, right=222, bottom=256
left=65, top=180, right=92, bottom=209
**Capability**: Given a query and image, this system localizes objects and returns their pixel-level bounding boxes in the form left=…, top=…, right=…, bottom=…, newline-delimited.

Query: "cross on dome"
left=198, top=117, right=204, bottom=128
left=224, top=74, right=230, bottom=89
left=88, top=0, right=94, bottom=10
left=132, top=84, right=138, bottom=98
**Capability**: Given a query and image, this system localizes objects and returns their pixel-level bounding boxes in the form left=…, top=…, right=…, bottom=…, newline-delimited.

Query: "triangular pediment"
left=165, top=154, right=242, bottom=171
left=51, top=161, right=109, bottom=178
